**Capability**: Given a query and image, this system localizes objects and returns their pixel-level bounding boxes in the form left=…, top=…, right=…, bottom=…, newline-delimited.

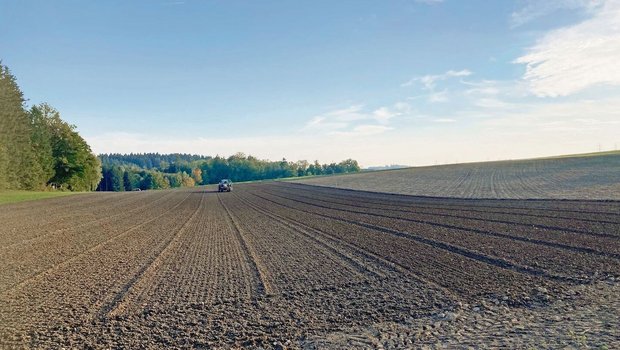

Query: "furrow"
left=217, top=193, right=274, bottom=296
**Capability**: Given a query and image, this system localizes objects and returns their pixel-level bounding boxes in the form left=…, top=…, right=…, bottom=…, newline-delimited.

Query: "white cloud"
left=428, top=90, right=449, bottom=103
left=305, top=102, right=411, bottom=135
left=462, top=80, right=501, bottom=96
left=86, top=94, right=620, bottom=168
left=305, top=116, right=349, bottom=132
left=433, top=118, right=456, bottom=123
left=373, top=107, right=396, bottom=124
left=481, top=97, right=620, bottom=130
left=303, top=105, right=365, bottom=133
left=331, top=124, right=393, bottom=137
left=402, top=69, right=471, bottom=103
left=511, top=0, right=603, bottom=27
left=402, top=69, right=472, bottom=89
left=515, top=0, right=620, bottom=97
left=86, top=129, right=396, bottom=167
left=474, top=98, right=516, bottom=109
left=322, top=105, right=367, bottom=121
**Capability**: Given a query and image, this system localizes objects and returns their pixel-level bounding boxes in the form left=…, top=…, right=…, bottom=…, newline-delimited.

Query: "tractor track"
left=1, top=183, right=619, bottom=349
left=277, top=183, right=620, bottom=226
left=271, top=184, right=620, bottom=239
left=102, top=191, right=206, bottom=319
left=246, top=190, right=576, bottom=283
left=263, top=188, right=620, bottom=257
left=217, top=193, right=274, bottom=296
left=0, top=190, right=176, bottom=251
left=0, top=192, right=192, bottom=295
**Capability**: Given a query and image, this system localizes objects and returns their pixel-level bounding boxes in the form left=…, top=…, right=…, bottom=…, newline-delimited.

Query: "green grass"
left=0, top=190, right=78, bottom=205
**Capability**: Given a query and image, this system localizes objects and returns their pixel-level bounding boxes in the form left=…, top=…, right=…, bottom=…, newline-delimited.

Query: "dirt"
left=295, top=153, right=620, bottom=200
left=1, top=182, right=619, bottom=349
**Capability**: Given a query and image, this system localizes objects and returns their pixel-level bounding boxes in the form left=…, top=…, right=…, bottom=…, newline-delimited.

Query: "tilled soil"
left=295, top=153, right=620, bottom=200
left=1, top=183, right=619, bottom=349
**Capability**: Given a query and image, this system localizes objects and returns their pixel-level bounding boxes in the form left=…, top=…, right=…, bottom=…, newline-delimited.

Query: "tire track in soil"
left=234, top=192, right=459, bottom=299
left=0, top=191, right=155, bottom=239
left=217, top=193, right=274, bottom=296
left=282, top=182, right=620, bottom=218
left=0, top=192, right=117, bottom=219
left=270, top=184, right=620, bottom=240
left=256, top=189, right=620, bottom=281
left=0, top=191, right=198, bottom=346
left=267, top=188, right=620, bottom=264
left=248, top=191, right=577, bottom=283
left=232, top=192, right=384, bottom=280
left=242, top=189, right=541, bottom=298
left=102, top=191, right=206, bottom=319
left=262, top=189, right=620, bottom=261
left=0, top=191, right=185, bottom=292
left=0, top=190, right=176, bottom=250
left=222, top=193, right=373, bottom=292
left=3, top=183, right=618, bottom=348
left=122, top=193, right=261, bottom=312
left=0, top=192, right=192, bottom=295
left=278, top=182, right=620, bottom=225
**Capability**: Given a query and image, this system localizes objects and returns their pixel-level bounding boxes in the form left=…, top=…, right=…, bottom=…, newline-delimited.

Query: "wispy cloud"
left=474, top=98, right=516, bottom=109
left=401, top=69, right=472, bottom=89
left=332, top=124, right=394, bottom=137
left=515, top=0, right=620, bottom=97
left=462, top=80, right=501, bottom=96
left=401, top=69, right=471, bottom=103
left=304, top=102, right=411, bottom=136
left=433, top=118, right=456, bottom=123
left=481, top=97, right=620, bottom=132
left=511, top=0, right=603, bottom=27
left=428, top=90, right=448, bottom=103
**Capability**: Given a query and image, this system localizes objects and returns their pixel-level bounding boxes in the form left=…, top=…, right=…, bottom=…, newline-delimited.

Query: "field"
left=1, top=182, right=619, bottom=348
left=296, top=152, right=620, bottom=200
left=0, top=191, right=77, bottom=205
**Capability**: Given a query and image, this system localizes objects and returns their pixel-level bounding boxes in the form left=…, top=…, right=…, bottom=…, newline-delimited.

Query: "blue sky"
left=1, top=0, right=619, bottom=166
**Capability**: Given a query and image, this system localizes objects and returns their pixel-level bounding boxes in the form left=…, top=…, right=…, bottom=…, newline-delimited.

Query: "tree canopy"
left=97, top=153, right=361, bottom=191
left=1, top=61, right=359, bottom=193
left=0, top=62, right=101, bottom=191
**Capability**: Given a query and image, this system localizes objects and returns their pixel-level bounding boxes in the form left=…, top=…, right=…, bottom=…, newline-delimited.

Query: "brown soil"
left=295, top=153, right=620, bottom=200
left=1, top=183, right=619, bottom=349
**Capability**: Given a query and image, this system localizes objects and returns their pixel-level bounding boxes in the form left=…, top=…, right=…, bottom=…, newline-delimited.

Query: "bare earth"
left=1, top=183, right=619, bottom=349
left=295, top=153, right=620, bottom=200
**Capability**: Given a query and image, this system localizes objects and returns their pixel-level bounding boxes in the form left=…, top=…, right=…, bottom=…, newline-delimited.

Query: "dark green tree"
left=110, top=166, right=124, bottom=191
left=140, top=172, right=155, bottom=190
left=28, top=104, right=58, bottom=187
left=0, top=62, right=38, bottom=189
left=123, top=171, right=133, bottom=191
left=44, top=109, right=101, bottom=190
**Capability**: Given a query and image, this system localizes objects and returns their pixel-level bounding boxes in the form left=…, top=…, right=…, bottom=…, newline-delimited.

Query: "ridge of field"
left=294, top=151, right=620, bottom=200
left=1, top=183, right=619, bottom=348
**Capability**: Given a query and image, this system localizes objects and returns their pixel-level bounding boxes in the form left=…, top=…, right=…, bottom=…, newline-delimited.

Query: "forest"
left=1, top=61, right=360, bottom=193
left=97, top=153, right=360, bottom=191
left=0, top=62, right=101, bottom=191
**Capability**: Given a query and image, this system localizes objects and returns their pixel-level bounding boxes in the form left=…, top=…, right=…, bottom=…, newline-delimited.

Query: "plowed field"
left=296, top=152, right=620, bottom=200
left=1, top=183, right=619, bottom=348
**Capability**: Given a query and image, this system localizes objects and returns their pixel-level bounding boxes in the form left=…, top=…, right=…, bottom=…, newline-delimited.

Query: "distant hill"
left=294, top=151, right=620, bottom=200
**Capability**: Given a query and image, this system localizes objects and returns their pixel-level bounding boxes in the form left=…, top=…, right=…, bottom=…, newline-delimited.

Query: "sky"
left=1, top=0, right=619, bottom=167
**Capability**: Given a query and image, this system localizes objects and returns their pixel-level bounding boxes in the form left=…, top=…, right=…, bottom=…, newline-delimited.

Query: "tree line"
left=1, top=61, right=360, bottom=193
left=97, top=153, right=360, bottom=191
left=0, top=62, right=101, bottom=191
